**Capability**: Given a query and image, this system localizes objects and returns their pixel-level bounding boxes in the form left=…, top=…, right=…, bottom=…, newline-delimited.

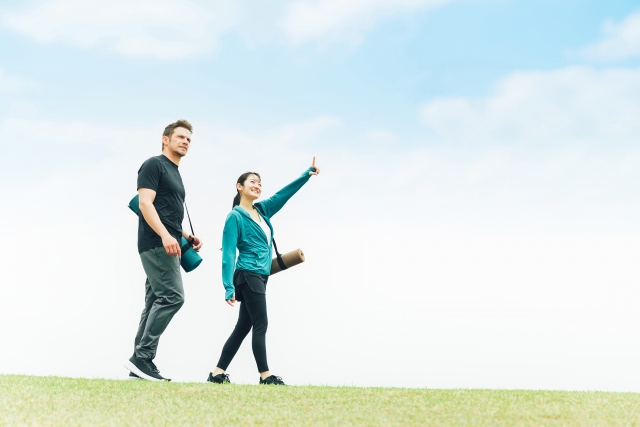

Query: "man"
left=124, top=119, right=203, bottom=381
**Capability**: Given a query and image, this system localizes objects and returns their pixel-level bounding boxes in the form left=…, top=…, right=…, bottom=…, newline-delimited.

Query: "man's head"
left=162, top=119, right=193, bottom=158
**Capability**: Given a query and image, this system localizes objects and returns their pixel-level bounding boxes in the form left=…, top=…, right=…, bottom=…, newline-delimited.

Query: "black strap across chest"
left=181, top=203, right=195, bottom=256
left=255, top=204, right=288, bottom=271
left=185, top=203, right=195, bottom=236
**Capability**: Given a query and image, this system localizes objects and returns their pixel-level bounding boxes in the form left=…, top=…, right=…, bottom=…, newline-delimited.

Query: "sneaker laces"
left=147, top=360, right=160, bottom=373
left=265, top=375, right=284, bottom=384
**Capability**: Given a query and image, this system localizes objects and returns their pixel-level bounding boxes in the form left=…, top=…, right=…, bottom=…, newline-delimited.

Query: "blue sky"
left=2, top=0, right=640, bottom=389
left=2, top=0, right=639, bottom=131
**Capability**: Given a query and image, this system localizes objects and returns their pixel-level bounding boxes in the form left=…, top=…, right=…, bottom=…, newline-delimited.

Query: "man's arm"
left=138, top=188, right=181, bottom=257
left=182, top=229, right=203, bottom=252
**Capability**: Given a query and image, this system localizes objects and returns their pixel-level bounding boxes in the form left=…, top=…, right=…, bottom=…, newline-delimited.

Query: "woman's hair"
left=233, top=172, right=261, bottom=208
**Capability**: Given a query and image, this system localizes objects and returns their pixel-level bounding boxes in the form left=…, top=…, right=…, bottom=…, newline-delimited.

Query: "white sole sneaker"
left=124, top=360, right=164, bottom=382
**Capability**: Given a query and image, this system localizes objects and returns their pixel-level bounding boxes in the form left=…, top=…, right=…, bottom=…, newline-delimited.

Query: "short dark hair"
left=162, top=119, right=193, bottom=150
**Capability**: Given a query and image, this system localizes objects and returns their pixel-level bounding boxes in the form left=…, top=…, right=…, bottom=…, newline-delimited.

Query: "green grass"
left=1, top=375, right=640, bottom=426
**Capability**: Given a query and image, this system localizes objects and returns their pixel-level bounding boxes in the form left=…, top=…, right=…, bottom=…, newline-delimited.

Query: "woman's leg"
left=243, top=294, right=269, bottom=375
left=215, top=300, right=252, bottom=371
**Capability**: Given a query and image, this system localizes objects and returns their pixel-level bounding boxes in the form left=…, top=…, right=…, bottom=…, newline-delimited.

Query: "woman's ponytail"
left=232, top=171, right=261, bottom=209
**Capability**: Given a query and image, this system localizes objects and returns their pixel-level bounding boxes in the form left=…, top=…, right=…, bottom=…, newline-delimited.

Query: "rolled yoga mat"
left=270, top=248, right=305, bottom=275
left=128, top=194, right=203, bottom=273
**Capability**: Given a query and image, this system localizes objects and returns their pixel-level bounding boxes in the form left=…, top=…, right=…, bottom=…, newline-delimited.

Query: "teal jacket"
left=221, top=167, right=314, bottom=300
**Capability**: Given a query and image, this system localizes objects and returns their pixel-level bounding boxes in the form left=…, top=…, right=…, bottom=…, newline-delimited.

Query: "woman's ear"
left=236, top=183, right=243, bottom=192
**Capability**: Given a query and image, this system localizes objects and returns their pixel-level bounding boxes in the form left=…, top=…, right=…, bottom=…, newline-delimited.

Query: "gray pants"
left=134, top=247, right=184, bottom=360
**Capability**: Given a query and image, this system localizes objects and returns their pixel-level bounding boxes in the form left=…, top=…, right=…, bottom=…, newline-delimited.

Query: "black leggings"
left=217, top=271, right=269, bottom=373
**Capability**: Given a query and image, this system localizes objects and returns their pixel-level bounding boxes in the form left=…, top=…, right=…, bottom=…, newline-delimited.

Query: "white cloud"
left=417, top=67, right=640, bottom=236
left=2, top=0, right=459, bottom=56
left=4, top=116, right=147, bottom=145
left=281, top=0, right=453, bottom=45
left=3, top=0, right=240, bottom=59
left=2, top=109, right=640, bottom=390
left=3, top=66, right=640, bottom=391
left=0, top=68, right=28, bottom=93
left=420, top=66, right=640, bottom=144
left=582, top=9, right=640, bottom=61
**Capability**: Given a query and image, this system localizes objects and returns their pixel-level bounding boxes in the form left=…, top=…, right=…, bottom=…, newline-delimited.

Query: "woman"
left=208, top=157, right=320, bottom=385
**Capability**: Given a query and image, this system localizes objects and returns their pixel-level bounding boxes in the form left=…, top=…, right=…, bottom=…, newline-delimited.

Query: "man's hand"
left=189, top=235, right=203, bottom=252
left=162, top=235, right=181, bottom=257
left=226, top=294, right=236, bottom=307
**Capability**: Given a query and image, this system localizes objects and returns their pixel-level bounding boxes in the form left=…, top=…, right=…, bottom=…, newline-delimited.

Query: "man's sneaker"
left=124, top=355, right=166, bottom=381
left=207, top=373, right=230, bottom=384
left=259, top=375, right=286, bottom=385
left=128, top=371, right=142, bottom=380
left=130, top=353, right=160, bottom=373
left=148, top=359, right=160, bottom=374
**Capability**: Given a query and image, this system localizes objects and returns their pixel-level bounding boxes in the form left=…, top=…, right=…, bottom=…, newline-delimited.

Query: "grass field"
left=1, top=375, right=640, bottom=426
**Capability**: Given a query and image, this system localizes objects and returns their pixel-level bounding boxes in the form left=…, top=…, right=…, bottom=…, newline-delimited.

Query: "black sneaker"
left=124, top=355, right=166, bottom=381
left=130, top=353, right=161, bottom=373
left=207, top=373, right=230, bottom=384
left=148, top=360, right=160, bottom=374
left=259, top=375, right=286, bottom=385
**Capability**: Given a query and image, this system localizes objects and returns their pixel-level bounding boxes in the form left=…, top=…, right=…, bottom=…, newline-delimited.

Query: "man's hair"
left=162, top=119, right=193, bottom=150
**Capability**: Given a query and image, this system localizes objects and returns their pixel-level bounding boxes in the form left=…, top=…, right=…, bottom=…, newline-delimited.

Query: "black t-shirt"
left=137, top=155, right=185, bottom=254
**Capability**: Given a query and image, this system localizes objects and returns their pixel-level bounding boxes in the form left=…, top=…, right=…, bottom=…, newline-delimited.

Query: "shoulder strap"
left=254, top=204, right=287, bottom=270
left=272, top=238, right=288, bottom=271
left=185, top=203, right=195, bottom=236
left=180, top=203, right=195, bottom=255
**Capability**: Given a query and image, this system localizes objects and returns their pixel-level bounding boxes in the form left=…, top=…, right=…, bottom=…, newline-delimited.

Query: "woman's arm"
left=221, top=212, right=240, bottom=301
left=256, top=158, right=320, bottom=218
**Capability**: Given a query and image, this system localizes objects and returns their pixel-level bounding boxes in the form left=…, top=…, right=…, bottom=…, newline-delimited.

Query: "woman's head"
left=233, top=172, right=262, bottom=207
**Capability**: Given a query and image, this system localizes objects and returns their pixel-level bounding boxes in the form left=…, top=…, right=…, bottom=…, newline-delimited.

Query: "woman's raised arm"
left=256, top=157, right=320, bottom=218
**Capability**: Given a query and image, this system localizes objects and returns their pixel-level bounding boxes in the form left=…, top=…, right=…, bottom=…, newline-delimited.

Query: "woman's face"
left=238, top=174, right=262, bottom=201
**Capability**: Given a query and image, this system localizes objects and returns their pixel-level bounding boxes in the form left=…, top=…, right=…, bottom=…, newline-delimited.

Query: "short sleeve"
left=137, top=157, right=163, bottom=192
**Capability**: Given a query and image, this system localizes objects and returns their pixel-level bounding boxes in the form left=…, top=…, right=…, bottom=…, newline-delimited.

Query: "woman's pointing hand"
left=309, top=156, right=320, bottom=176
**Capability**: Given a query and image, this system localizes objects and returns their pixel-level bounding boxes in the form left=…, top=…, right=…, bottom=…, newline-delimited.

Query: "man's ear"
left=161, top=135, right=169, bottom=149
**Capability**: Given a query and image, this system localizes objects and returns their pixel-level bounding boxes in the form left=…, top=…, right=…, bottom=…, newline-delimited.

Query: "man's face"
left=163, top=127, right=191, bottom=157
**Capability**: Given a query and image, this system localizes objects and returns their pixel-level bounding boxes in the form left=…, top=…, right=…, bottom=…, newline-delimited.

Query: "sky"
left=1, top=0, right=640, bottom=390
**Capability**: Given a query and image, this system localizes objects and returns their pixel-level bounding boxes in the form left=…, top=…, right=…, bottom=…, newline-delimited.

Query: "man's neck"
left=162, top=150, right=181, bottom=166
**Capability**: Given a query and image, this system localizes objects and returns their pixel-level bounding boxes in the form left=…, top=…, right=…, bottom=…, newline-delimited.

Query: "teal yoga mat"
left=128, top=194, right=203, bottom=272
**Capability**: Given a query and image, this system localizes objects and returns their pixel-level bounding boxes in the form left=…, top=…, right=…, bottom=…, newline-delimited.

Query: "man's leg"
left=133, top=278, right=156, bottom=353
left=135, top=247, right=184, bottom=360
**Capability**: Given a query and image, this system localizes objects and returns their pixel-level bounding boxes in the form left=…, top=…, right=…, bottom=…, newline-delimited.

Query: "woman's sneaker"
left=259, top=375, right=285, bottom=385
left=207, top=373, right=231, bottom=384
left=124, top=355, right=166, bottom=381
